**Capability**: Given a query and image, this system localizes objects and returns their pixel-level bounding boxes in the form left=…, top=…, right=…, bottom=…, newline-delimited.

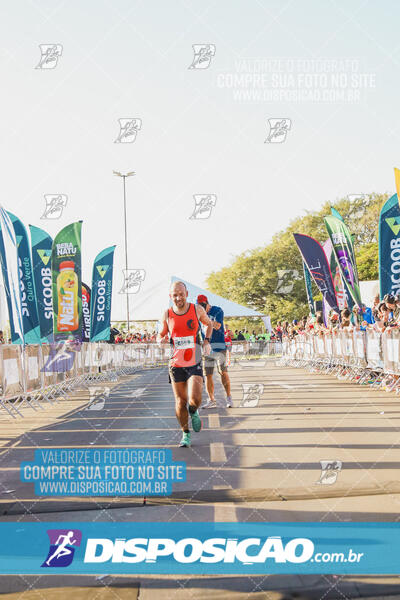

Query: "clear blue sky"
left=1, top=0, right=399, bottom=319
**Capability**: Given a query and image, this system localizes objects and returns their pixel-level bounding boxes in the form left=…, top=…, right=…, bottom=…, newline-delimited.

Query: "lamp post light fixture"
left=113, top=170, right=135, bottom=332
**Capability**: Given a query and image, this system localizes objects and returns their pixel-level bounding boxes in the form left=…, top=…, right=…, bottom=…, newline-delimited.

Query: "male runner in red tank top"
left=157, top=281, right=213, bottom=447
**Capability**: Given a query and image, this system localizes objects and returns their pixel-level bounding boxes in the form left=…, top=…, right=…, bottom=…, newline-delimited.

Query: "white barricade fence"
left=279, top=329, right=400, bottom=391
left=0, top=342, right=170, bottom=419
left=230, top=340, right=282, bottom=361
left=0, top=338, right=282, bottom=419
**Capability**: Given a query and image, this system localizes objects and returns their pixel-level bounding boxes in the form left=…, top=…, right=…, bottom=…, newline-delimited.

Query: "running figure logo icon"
left=35, top=44, right=63, bottom=69
left=265, top=118, right=291, bottom=143
left=86, top=386, right=110, bottom=410
left=42, top=342, right=77, bottom=373
left=114, top=118, right=142, bottom=143
left=189, top=195, right=217, bottom=220
left=274, top=269, right=302, bottom=295
left=316, top=460, right=342, bottom=485
left=188, top=44, right=216, bottom=69
left=42, top=529, right=82, bottom=567
left=41, top=194, right=68, bottom=220
left=240, top=383, right=264, bottom=407
left=119, top=269, right=146, bottom=294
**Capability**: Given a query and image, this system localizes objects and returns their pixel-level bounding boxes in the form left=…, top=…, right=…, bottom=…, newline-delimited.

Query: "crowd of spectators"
left=110, top=327, right=276, bottom=345
left=227, top=329, right=273, bottom=342
left=111, top=329, right=157, bottom=344
left=279, top=294, right=400, bottom=340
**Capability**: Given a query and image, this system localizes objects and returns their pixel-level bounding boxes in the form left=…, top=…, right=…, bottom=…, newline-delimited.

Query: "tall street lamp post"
left=113, top=170, right=135, bottom=332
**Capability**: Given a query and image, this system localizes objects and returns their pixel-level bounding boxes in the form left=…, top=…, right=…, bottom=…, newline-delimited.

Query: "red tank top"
left=168, top=303, right=202, bottom=367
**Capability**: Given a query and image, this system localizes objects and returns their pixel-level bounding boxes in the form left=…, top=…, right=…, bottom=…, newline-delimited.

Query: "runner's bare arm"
left=157, top=310, right=169, bottom=343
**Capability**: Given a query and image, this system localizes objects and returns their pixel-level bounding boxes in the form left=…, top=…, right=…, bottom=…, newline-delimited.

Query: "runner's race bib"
left=174, top=336, right=194, bottom=349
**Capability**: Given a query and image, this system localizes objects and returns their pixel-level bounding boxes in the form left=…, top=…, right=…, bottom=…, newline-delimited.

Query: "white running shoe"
left=202, top=399, right=217, bottom=409
left=226, top=397, right=233, bottom=408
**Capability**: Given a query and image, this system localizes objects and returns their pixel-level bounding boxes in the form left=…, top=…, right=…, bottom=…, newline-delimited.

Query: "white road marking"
left=210, top=442, right=227, bottom=463
left=208, top=414, right=220, bottom=429
left=129, top=387, right=147, bottom=398
left=269, top=381, right=294, bottom=389
left=86, top=399, right=105, bottom=411
left=213, top=485, right=237, bottom=522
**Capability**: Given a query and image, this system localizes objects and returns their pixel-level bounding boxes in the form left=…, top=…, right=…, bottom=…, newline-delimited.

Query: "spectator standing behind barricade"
left=237, top=331, right=245, bottom=341
left=372, top=302, right=389, bottom=333
left=0, top=331, right=5, bottom=344
left=327, top=310, right=340, bottom=333
left=314, top=313, right=327, bottom=334
left=306, top=316, right=315, bottom=334
left=224, top=329, right=232, bottom=366
left=352, top=304, right=375, bottom=331
left=108, top=327, right=120, bottom=344
left=340, top=308, right=354, bottom=331
left=384, top=294, right=400, bottom=324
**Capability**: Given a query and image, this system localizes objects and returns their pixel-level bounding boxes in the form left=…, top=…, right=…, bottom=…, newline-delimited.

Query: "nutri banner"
left=90, top=245, right=115, bottom=342
left=293, top=233, right=338, bottom=312
left=324, top=214, right=362, bottom=308
left=302, top=260, right=315, bottom=316
left=30, top=225, right=53, bottom=343
left=379, top=193, right=400, bottom=298
left=51, top=221, right=82, bottom=342
left=82, top=283, right=91, bottom=342
left=7, top=211, right=41, bottom=344
left=0, top=206, right=24, bottom=344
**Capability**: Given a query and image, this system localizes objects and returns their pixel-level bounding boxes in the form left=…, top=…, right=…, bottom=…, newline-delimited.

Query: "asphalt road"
left=2, top=357, right=400, bottom=597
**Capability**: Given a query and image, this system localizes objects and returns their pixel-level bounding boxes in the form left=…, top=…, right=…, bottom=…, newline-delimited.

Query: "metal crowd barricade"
left=21, top=344, right=44, bottom=410
left=381, top=328, right=400, bottom=393
left=0, top=345, right=24, bottom=417
left=336, top=330, right=354, bottom=379
left=293, top=334, right=309, bottom=367
left=279, top=328, right=400, bottom=393
left=40, top=343, right=58, bottom=404
left=365, top=330, right=384, bottom=387
left=314, top=334, right=326, bottom=361
left=0, top=341, right=174, bottom=419
left=348, top=330, right=368, bottom=382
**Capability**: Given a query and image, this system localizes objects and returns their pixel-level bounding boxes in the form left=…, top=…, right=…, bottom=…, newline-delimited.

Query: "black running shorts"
left=168, top=362, right=204, bottom=383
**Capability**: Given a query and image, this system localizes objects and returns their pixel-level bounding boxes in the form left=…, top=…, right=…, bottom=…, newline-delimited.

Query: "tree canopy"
left=207, top=193, right=386, bottom=324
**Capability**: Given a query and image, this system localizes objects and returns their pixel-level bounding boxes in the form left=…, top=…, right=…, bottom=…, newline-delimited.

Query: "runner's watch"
left=204, top=337, right=211, bottom=343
